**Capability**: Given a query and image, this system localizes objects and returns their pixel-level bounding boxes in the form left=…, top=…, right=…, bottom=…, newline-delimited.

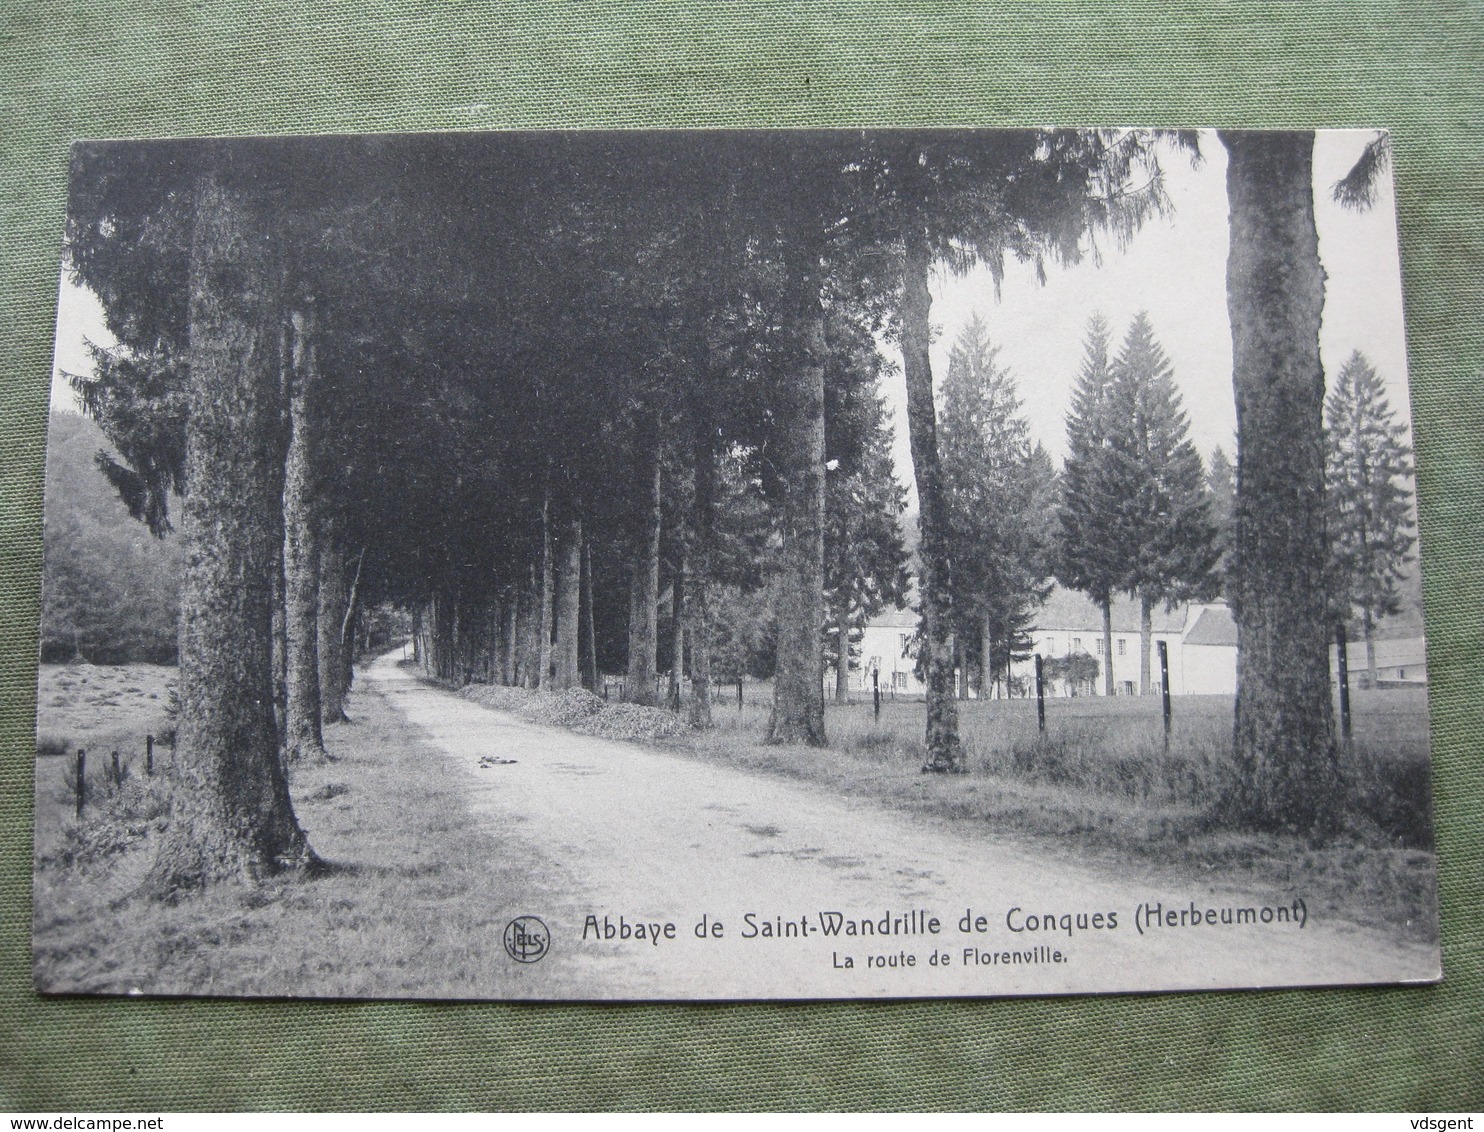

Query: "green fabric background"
left=2, top=0, right=1481, bottom=1111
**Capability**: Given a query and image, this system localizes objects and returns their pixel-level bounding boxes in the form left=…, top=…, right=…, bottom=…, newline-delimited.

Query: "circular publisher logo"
left=504, top=916, right=550, bottom=964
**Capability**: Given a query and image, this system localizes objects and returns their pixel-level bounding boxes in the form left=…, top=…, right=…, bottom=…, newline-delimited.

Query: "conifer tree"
left=1324, top=349, right=1415, bottom=687
left=1206, top=444, right=1236, bottom=587
left=939, top=314, right=1054, bottom=698
left=1107, top=312, right=1221, bottom=692
left=824, top=377, right=910, bottom=703
left=1057, top=313, right=1126, bottom=694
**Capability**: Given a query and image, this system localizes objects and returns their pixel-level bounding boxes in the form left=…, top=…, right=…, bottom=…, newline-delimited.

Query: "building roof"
left=1184, top=605, right=1238, bottom=647
left=865, top=609, right=918, bottom=629
left=1031, top=587, right=1187, bottom=635
left=862, top=589, right=1203, bottom=635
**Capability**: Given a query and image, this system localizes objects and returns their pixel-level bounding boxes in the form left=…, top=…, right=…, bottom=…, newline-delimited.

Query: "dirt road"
left=364, top=654, right=1439, bottom=1000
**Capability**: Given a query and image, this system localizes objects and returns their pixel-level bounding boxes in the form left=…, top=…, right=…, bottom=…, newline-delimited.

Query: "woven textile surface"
left=1, top=0, right=1480, bottom=1110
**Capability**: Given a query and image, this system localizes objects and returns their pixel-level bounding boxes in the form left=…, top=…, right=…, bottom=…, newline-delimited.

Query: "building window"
left=1397, top=668, right=1406, bottom=680
left=1096, top=639, right=1104, bottom=655
left=899, top=633, right=912, bottom=657
left=893, top=671, right=907, bottom=691
left=1121, top=680, right=1135, bottom=696
left=1117, top=638, right=1127, bottom=656
left=1072, top=637, right=1082, bottom=652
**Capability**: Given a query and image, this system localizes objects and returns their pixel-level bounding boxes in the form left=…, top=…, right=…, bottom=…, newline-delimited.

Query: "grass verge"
left=32, top=672, right=551, bottom=998
left=469, top=681, right=1438, bottom=944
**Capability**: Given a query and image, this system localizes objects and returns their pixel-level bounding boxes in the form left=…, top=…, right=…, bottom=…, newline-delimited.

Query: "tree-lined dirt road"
left=364, top=654, right=1439, bottom=1000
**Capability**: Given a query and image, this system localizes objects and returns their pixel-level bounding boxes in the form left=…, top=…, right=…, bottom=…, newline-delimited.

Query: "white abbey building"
left=843, top=587, right=1425, bottom=700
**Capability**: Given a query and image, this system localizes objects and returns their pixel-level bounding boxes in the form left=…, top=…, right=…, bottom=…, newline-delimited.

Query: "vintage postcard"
left=33, top=128, right=1439, bottom=1000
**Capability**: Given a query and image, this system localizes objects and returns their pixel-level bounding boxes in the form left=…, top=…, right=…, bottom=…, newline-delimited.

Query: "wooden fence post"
left=1335, top=621, right=1353, bottom=744
left=1157, top=640, right=1172, bottom=749
left=75, top=750, right=85, bottom=818
left=145, top=734, right=154, bottom=777
left=872, top=668, right=881, bottom=721
left=1034, top=654, right=1046, bottom=734
left=111, top=750, right=121, bottom=785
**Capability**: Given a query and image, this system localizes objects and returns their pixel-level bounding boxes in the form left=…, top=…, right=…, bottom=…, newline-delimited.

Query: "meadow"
left=31, top=661, right=548, bottom=998
left=684, top=685, right=1436, bottom=939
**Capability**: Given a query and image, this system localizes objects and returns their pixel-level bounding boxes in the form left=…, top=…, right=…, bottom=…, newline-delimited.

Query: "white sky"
left=887, top=128, right=1415, bottom=502
left=51, top=130, right=1414, bottom=502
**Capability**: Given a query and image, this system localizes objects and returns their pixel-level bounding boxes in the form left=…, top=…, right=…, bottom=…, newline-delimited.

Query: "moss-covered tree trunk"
left=900, top=218, right=964, bottom=771
left=282, top=304, right=324, bottom=758
left=766, top=227, right=827, bottom=748
left=1220, top=129, right=1339, bottom=835
left=147, top=171, right=311, bottom=896
left=271, top=536, right=288, bottom=752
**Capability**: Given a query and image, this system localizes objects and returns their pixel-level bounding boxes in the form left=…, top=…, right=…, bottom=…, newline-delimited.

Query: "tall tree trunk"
left=554, top=513, right=582, bottom=690
left=766, top=223, right=828, bottom=748
left=340, top=546, right=364, bottom=692
left=626, top=434, right=662, bottom=705
left=489, top=602, right=500, bottom=682
left=318, top=527, right=350, bottom=723
left=502, top=588, right=519, bottom=686
left=282, top=304, right=324, bottom=758
left=1139, top=593, right=1153, bottom=696
left=981, top=611, right=994, bottom=702
left=1220, top=129, right=1339, bottom=835
left=1363, top=605, right=1377, bottom=689
left=581, top=539, right=598, bottom=692
left=147, top=171, right=311, bottom=896
left=538, top=493, right=555, bottom=691
left=900, top=214, right=964, bottom=771
left=1101, top=597, right=1114, bottom=696
left=345, top=609, right=359, bottom=685
left=834, top=603, right=851, bottom=704
left=667, top=549, right=685, bottom=711
left=521, top=566, right=540, bottom=688
left=432, top=587, right=456, bottom=681
left=688, top=425, right=715, bottom=728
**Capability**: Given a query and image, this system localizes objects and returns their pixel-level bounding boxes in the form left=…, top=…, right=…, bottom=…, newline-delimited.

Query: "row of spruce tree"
left=935, top=311, right=1414, bottom=703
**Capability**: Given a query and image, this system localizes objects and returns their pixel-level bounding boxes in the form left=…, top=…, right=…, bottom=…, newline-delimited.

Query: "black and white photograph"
left=33, top=127, right=1440, bottom=1000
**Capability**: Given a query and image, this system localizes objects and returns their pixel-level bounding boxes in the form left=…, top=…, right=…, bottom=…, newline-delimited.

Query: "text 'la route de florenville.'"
left=577, top=900, right=1310, bottom=970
